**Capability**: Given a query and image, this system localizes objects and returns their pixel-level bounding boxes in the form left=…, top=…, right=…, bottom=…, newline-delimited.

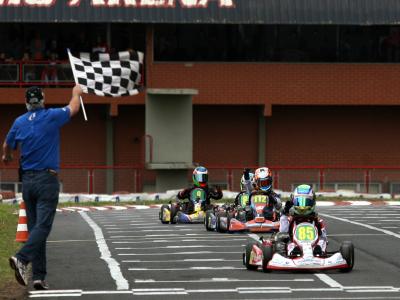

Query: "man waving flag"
left=68, top=50, right=144, bottom=97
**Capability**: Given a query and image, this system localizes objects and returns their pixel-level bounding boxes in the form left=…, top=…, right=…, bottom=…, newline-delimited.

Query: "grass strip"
left=0, top=204, right=22, bottom=292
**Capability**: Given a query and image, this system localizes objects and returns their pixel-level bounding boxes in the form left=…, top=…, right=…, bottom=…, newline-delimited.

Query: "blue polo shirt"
left=6, top=107, right=70, bottom=172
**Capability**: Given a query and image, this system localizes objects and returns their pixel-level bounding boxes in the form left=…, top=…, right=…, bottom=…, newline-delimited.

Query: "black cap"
left=25, top=86, right=44, bottom=104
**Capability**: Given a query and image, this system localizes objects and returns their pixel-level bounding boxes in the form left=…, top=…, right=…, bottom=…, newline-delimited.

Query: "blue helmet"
left=192, top=166, right=208, bottom=188
left=291, top=184, right=316, bottom=216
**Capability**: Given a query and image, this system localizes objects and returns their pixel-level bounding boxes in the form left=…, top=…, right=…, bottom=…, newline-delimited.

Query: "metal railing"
left=0, top=61, right=75, bottom=86
left=1, top=165, right=400, bottom=195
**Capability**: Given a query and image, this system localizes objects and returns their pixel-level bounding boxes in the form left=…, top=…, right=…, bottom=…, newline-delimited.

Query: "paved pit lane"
left=30, top=205, right=400, bottom=299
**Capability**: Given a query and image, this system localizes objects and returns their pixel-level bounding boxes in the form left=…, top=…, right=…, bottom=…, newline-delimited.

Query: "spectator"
left=41, top=52, right=58, bottom=83
left=22, top=51, right=36, bottom=82
left=92, top=35, right=109, bottom=54
left=30, top=32, right=46, bottom=60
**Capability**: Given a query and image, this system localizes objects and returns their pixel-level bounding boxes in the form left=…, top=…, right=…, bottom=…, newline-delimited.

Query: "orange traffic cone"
left=15, top=201, right=29, bottom=242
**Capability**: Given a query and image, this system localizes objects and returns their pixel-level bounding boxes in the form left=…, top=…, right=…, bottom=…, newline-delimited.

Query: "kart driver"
left=234, top=170, right=254, bottom=207
left=279, top=184, right=328, bottom=256
left=230, top=170, right=254, bottom=222
left=177, top=166, right=223, bottom=214
left=243, top=167, right=282, bottom=221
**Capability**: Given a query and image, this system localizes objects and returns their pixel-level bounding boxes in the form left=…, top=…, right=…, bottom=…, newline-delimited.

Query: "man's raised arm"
left=68, top=85, right=83, bottom=117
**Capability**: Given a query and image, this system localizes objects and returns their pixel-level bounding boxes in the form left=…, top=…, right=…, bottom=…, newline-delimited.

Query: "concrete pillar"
left=106, top=112, right=114, bottom=194
left=258, top=106, right=266, bottom=166
left=146, top=88, right=198, bottom=192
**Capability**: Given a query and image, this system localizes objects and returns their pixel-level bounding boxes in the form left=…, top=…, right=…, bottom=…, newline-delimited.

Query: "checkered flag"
left=68, top=50, right=144, bottom=97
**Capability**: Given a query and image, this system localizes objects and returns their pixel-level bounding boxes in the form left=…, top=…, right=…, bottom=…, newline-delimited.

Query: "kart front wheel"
left=160, top=204, right=170, bottom=224
left=216, top=212, right=227, bottom=233
left=261, top=244, right=274, bottom=273
left=170, top=204, right=179, bottom=224
left=340, top=241, right=354, bottom=272
left=244, top=243, right=258, bottom=271
left=205, top=210, right=214, bottom=231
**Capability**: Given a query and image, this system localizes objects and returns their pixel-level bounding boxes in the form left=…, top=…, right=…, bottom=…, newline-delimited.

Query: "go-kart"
left=204, top=192, right=250, bottom=231
left=210, top=194, right=280, bottom=233
left=243, top=220, right=354, bottom=272
left=159, top=188, right=208, bottom=224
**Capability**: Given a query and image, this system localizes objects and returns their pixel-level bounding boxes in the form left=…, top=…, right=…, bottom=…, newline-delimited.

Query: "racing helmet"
left=291, top=184, right=316, bottom=216
left=240, top=172, right=254, bottom=191
left=254, top=167, right=273, bottom=192
left=192, top=166, right=208, bottom=188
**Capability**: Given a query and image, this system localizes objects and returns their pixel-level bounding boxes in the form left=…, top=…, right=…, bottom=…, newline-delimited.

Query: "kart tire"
left=244, top=242, right=258, bottom=271
left=205, top=210, right=214, bottom=231
left=217, top=212, right=227, bottom=233
left=261, top=244, right=274, bottom=273
left=170, top=204, right=178, bottom=224
left=340, top=241, right=354, bottom=272
left=160, top=204, right=170, bottom=224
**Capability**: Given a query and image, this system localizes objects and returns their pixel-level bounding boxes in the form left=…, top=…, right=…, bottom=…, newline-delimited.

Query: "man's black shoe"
left=33, top=280, right=49, bottom=290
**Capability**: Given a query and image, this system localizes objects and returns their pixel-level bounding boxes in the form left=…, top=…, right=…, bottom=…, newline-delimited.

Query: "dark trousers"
left=16, top=171, right=59, bottom=281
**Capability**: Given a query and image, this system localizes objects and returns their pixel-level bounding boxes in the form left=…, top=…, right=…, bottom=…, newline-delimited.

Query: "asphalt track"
left=28, top=205, right=400, bottom=299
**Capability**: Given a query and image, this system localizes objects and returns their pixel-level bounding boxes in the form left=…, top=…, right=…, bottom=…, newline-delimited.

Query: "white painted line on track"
left=328, top=233, right=385, bottom=237
left=315, top=274, right=343, bottom=288
left=128, top=266, right=245, bottom=271
left=112, top=238, right=247, bottom=244
left=118, top=251, right=241, bottom=256
left=29, top=287, right=400, bottom=298
left=109, top=229, right=199, bottom=233
left=336, top=214, right=400, bottom=216
left=134, top=278, right=314, bottom=283
left=30, top=290, right=82, bottom=294
left=110, top=233, right=240, bottom=238
left=320, top=212, right=400, bottom=239
left=79, top=212, right=129, bottom=290
left=346, top=216, right=400, bottom=219
left=123, top=259, right=242, bottom=263
left=132, top=288, right=187, bottom=296
left=115, top=245, right=243, bottom=250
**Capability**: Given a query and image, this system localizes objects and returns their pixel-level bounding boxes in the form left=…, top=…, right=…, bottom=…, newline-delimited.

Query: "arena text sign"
left=0, top=0, right=234, bottom=7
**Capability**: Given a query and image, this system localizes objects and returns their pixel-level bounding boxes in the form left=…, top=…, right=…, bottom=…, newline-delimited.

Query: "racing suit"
left=279, top=200, right=327, bottom=255
left=177, top=185, right=223, bottom=214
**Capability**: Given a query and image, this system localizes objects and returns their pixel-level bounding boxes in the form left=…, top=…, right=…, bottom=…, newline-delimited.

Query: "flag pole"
left=67, top=49, right=88, bottom=121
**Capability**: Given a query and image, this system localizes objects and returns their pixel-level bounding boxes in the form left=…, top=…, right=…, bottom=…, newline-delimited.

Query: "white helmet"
left=254, top=167, right=273, bottom=192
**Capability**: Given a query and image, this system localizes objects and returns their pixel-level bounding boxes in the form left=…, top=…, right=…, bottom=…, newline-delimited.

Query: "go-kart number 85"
left=295, top=225, right=316, bottom=241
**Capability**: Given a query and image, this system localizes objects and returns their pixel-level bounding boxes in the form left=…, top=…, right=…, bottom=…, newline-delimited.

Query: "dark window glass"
left=154, top=24, right=400, bottom=63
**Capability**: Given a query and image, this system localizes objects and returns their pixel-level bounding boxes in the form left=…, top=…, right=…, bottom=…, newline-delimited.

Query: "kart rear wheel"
left=244, top=242, right=258, bottom=271
left=261, top=244, right=274, bottom=273
left=340, top=241, right=354, bottom=272
left=205, top=210, right=214, bottom=231
left=170, top=204, right=178, bottom=224
left=160, top=204, right=170, bottom=224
